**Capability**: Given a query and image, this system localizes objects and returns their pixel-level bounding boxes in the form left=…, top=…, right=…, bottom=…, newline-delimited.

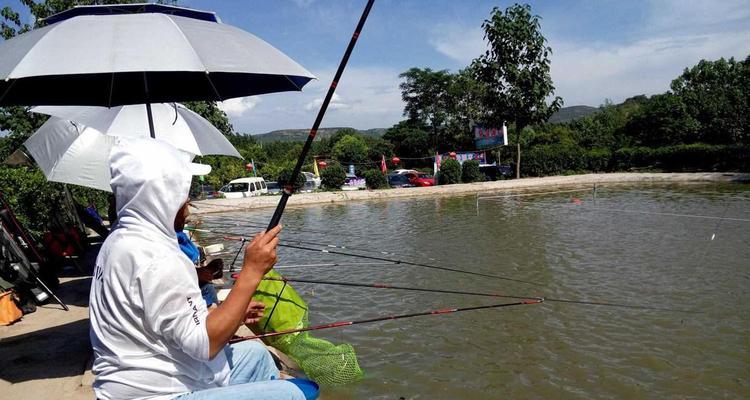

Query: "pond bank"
left=192, top=172, right=750, bottom=214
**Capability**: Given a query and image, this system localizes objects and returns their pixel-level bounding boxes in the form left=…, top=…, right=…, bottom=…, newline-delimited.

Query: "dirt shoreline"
left=192, top=172, right=750, bottom=214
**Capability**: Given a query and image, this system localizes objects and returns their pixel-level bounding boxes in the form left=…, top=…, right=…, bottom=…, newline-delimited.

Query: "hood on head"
left=109, top=137, right=193, bottom=239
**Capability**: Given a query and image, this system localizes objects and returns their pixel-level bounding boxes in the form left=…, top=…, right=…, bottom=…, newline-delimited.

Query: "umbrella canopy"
left=31, top=103, right=242, bottom=158
left=0, top=4, right=315, bottom=107
left=24, top=118, right=212, bottom=192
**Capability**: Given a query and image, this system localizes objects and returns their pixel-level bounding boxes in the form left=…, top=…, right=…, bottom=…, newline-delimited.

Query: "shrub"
left=320, top=164, right=346, bottom=189
left=612, top=144, right=750, bottom=172
left=276, top=169, right=306, bottom=193
left=438, top=158, right=461, bottom=184
left=461, top=160, right=484, bottom=183
left=584, top=148, right=612, bottom=172
left=363, top=169, right=388, bottom=189
left=522, top=143, right=586, bottom=177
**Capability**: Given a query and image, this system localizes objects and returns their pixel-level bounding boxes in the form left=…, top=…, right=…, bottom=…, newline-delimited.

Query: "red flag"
left=380, top=154, right=387, bottom=174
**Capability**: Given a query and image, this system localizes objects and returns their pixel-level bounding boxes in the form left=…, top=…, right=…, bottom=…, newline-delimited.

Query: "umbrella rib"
left=283, top=74, right=303, bottom=91
left=161, top=14, right=224, bottom=101
left=205, top=74, right=224, bottom=102
left=0, top=79, right=18, bottom=104
left=162, top=15, right=212, bottom=75
left=108, top=72, right=115, bottom=108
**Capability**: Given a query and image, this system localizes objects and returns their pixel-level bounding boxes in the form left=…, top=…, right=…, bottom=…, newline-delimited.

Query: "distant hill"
left=251, top=107, right=597, bottom=141
left=548, top=105, right=599, bottom=124
left=253, top=127, right=386, bottom=142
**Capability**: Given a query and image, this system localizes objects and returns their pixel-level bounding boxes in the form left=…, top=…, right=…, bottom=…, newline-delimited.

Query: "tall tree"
left=670, top=56, right=749, bottom=145
left=472, top=3, right=562, bottom=178
left=399, top=68, right=453, bottom=151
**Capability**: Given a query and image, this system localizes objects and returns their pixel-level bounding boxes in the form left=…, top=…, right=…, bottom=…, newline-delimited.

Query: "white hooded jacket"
left=89, top=138, right=229, bottom=400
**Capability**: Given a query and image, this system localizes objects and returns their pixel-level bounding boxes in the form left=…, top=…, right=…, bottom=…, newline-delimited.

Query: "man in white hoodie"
left=89, top=138, right=304, bottom=400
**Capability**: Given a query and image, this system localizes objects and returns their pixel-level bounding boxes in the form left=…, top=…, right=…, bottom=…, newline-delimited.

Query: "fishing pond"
left=196, top=182, right=750, bottom=399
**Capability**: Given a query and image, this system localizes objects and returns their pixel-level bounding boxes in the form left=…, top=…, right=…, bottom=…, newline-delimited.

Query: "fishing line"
left=229, top=299, right=542, bottom=343
left=273, top=262, right=399, bottom=270
left=190, top=220, right=442, bottom=262
left=216, top=234, right=541, bottom=286
left=261, top=276, right=697, bottom=313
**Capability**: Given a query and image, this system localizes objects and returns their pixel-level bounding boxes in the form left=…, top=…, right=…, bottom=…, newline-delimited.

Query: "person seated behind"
left=89, top=138, right=304, bottom=400
left=174, top=209, right=222, bottom=309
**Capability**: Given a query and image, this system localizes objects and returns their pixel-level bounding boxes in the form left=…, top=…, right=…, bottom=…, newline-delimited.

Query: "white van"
left=219, top=177, right=268, bottom=198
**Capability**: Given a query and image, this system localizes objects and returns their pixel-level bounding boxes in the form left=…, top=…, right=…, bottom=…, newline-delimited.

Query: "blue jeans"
left=174, top=341, right=304, bottom=400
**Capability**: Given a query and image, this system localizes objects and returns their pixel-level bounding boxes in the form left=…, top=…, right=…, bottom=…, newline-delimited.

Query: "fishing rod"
left=254, top=0, right=375, bottom=331
left=265, top=0, right=374, bottom=231
left=220, top=234, right=541, bottom=286
left=229, top=298, right=542, bottom=343
left=273, top=261, right=398, bottom=270
left=260, top=276, right=698, bottom=313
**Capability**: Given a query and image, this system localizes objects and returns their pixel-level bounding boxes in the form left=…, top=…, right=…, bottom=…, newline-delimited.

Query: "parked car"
left=393, top=169, right=419, bottom=175
left=191, top=184, right=219, bottom=199
left=405, top=172, right=436, bottom=187
left=265, top=181, right=281, bottom=195
left=387, top=173, right=414, bottom=188
left=479, top=164, right=513, bottom=181
left=341, top=173, right=366, bottom=191
left=302, top=172, right=321, bottom=190
left=219, top=177, right=268, bottom=198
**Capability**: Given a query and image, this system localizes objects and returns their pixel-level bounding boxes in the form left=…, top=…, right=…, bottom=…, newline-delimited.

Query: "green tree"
left=364, top=137, right=394, bottom=163
left=670, top=56, right=749, bottom=144
left=331, top=134, right=369, bottom=165
left=320, top=164, right=346, bottom=189
left=362, top=169, right=387, bottom=189
left=277, top=168, right=305, bottom=193
left=472, top=3, right=562, bottom=178
left=399, top=68, right=452, bottom=149
left=624, top=93, right=700, bottom=147
left=461, top=160, right=484, bottom=183
left=438, top=158, right=461, bottom=184
left=443, top=68, right=487, bottom=150
left=383, top=120, right=431, bottom=161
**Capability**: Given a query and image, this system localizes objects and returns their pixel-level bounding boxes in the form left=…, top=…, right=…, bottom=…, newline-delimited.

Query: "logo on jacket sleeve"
left=186, top=297, right=200, bottom=326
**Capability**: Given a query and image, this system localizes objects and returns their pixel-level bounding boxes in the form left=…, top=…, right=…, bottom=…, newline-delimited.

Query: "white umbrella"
left=24, top=118, right=211, bottom=192
left=0, top=4, right=315, bottom=108
left=31, top=103, right=242, bottom=158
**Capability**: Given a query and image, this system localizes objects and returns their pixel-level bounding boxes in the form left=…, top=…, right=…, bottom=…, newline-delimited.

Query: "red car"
left=405, top=172, right=436, bottom=187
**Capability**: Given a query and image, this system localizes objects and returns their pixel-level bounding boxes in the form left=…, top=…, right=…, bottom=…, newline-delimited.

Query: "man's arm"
left=205, top=225, right=280, bottom=359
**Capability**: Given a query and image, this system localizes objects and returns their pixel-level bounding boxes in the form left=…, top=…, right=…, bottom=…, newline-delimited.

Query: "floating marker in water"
left=711, top=233, right=716, bottom=240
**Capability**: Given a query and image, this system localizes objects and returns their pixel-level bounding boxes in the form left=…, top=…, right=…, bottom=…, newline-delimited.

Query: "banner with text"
left=474, top=125, right=508, bottom=148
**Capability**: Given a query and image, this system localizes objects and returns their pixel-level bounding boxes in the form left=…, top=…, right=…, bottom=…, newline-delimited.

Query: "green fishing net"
left=254, top=269, right=363, bottom=386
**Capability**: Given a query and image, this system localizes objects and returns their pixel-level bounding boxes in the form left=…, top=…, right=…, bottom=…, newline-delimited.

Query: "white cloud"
left=550, top=30, right=750, bottom=106
left=427, top=2, right=750, bottom=107
left=429, top=25, right=485, bottom=65
left=647, top=0, right=750, bottom=32
left=292, top=0, right=315, bottom=8
left=224, top=66, right=405, bottom=134
left=217, top=97, right=260, bottom=117
left=304, top=93, right=349, bottom=111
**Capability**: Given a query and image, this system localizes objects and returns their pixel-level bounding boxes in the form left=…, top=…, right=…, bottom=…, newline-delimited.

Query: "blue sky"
left=3, top=0, right=749, bottom=134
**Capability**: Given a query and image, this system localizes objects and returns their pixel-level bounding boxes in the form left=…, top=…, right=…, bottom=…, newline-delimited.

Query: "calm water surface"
left=197, top=183, right=750, bottom=399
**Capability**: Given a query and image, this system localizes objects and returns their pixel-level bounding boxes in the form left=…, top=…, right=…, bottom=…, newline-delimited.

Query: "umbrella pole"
left=146, top=103, right=156, bottom=139
left=143, top=72, right=156, bottom=138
